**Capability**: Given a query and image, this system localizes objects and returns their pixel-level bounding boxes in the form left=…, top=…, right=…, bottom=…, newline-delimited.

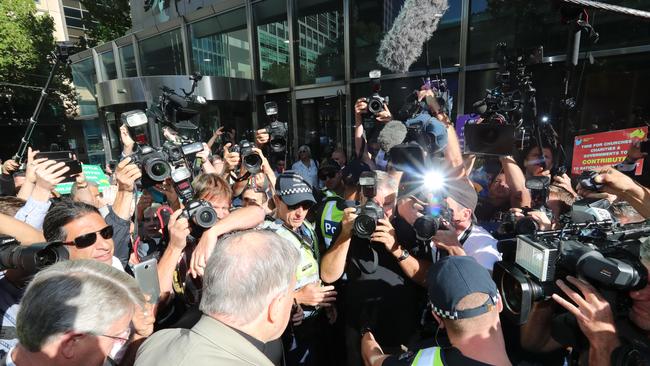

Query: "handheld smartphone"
left=133, top=258, right=160, bottom=304
left=34, top=151, right=74, bottom=161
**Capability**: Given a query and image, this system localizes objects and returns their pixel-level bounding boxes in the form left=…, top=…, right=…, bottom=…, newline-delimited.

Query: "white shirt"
left=430, top=224, right=501, bottom=271
left=292, top=159, right=319, bottom=188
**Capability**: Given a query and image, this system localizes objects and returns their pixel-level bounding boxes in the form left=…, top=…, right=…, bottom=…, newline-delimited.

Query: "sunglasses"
left=287, top=201, right=313, bottom=211
left=63, top=226, right=114, bottom=248
left=318, top=171, right=338, bottom=180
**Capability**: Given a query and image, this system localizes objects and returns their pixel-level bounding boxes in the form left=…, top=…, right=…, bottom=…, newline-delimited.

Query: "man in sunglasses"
left=43, top=200, right=121, bottom=268
left=261, top=171, right=336, bottom=366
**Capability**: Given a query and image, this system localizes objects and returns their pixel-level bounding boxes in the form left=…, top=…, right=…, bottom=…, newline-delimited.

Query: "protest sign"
left=571, top=127, right=647, bottom=175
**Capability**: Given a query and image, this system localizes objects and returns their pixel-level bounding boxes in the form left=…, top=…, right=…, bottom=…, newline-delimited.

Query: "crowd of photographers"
left=0, top=79, right=649, bottom=366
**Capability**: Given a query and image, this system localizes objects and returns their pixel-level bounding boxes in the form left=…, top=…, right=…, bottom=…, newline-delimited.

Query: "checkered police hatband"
left=278, top=186, right=312, bottom=196
left=432, top=295, right=498, bottom=320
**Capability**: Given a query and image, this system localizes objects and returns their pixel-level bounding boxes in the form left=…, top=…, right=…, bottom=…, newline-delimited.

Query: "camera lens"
left=413, top=216, right=439, bottom=241
left=146, top=160, right=171, bottom=181
left=500, top=273, right=523, bottom=315
left=368, top=99, right=383, bottom=114
left=193, top=206, right=217, bottom=229
left=354, top=215, right=377, bottom=239
left=244, top=153, right=262, bottom=174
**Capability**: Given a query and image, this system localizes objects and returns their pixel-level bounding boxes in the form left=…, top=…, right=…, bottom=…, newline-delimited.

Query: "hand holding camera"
left=370, top=218, right=398, bottom=253
left=120, top=124, right=136, bottom=156
left=34, top=160, right=69, bottom=192
left=222, top=143, right=241, bottom=173
left=167, top=208, right=190, bottom=251
left=115, top=157, right=142, bottom=192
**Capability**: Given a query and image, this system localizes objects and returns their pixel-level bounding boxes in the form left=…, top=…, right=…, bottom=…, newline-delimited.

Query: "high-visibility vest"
left=320, top=199, right=344, bottom=249
left=410, top=347, right=444, bottom=366
left=262, top=219, right=320, bottom=289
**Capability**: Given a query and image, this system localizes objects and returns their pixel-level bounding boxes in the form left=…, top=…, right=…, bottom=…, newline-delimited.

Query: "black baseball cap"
left=427, top=256, right=498, bottom=320
left=340, top=159, right=371, bottom=187
left=275, top=171, right=316, bottom=206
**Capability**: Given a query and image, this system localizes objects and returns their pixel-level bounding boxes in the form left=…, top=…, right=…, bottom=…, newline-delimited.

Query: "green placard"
left=55, top=164, right=111, bottom=195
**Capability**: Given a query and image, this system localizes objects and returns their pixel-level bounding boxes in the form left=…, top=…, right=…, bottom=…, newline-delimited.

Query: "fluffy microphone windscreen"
left=378, top=120, right=408, bottom=153
left=376, top=0, right=449, bottom=73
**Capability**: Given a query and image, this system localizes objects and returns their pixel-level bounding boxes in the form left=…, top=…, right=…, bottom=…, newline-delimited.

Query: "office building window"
left=71, top=57, right=98, bottom=116
left=98, top=51, right=117, bottom=80
left=139, top=29, right=186, bottom=76
left=119, top=44, right=138, bottom=77
left=189, top=7, right=252, bottom=79
left=350, top=0, right=461, bottom=78
left=254, top=0, right=290, bottom=90
left=295, top=0, right=344, bottom=85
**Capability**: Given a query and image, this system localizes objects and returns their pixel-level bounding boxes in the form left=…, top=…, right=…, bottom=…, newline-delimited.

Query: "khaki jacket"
left=135, top=315, right=274, bottom=366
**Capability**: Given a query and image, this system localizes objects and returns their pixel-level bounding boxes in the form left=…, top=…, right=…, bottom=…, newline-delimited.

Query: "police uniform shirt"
left=383, top=347, right=492, bottom=366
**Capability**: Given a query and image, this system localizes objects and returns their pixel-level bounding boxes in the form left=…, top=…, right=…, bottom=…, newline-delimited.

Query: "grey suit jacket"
left=135, top=315, right=275, bottom=366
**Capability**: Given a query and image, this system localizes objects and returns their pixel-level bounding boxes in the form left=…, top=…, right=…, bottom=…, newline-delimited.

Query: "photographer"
left=577, top=167, right=650, bottom=219
left=320, top=170, right=425, bottom=366
left=387, top=179, right=501, bottom=285
left=353, top=98, right=393, bottom=170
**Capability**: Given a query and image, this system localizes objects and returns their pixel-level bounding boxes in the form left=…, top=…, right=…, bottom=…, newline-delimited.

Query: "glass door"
left=296, top=93, right=346, bottom=164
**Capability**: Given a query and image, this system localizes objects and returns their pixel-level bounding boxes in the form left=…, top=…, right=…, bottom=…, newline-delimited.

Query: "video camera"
left=464, top=43, right=541, bottom=156
left=352, top=171, right=385, bottom=239
left=263, top=102, right=288, bottom=153
left=0, top=236, right=68, bottom=273
left=493, top=219, right=650, bottom=325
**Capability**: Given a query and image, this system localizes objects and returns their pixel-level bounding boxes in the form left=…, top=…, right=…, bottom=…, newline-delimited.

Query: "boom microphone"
left=378, top=120, right=408, bottom=153
left=376, top=0, right=449, bottom=73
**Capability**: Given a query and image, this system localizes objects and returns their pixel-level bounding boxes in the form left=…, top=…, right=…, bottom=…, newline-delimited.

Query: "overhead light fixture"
left=203, top=58, right=211, bottom=62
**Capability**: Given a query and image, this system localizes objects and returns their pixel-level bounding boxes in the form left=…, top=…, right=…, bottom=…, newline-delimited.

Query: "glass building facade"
left=70, top=0, right=650, bottom=164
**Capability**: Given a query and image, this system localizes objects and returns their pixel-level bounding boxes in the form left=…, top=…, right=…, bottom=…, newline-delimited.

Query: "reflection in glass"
left=296, top=0, right=344, bottom=85
left=119, top=44, right=137, bottom=77
left=297, top=95, right=344, bottom=163
left=350, top=0, right=461, bottom=78
left=468, top=0, right=650, bottom=65
left=98, top=51, right=117, bottom=81
left=254, top=0, right=290, bottom=89
left=71, top=58, right=98, bottom=116
left=139, top=29, right=185, bottom=76
left=189, top=8, right=252, bottom=79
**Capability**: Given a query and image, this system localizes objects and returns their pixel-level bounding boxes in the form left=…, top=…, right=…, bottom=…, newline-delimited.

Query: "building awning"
left=95, top=75, right=253, bottom=108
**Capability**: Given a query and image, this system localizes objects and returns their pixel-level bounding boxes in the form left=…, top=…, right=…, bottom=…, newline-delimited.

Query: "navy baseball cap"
left=405, top=113, right=449, bottom=154
left=275, top=171, right=316, bottom=206
left=428, top=256, right=498, bottom=320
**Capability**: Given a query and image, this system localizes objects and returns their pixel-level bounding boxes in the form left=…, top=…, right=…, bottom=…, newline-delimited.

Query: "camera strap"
left=458, top=224, right=473, bottom=246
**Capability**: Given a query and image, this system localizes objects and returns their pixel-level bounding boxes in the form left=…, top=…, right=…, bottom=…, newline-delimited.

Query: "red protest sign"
left=571, top=127, right=648, bottom=176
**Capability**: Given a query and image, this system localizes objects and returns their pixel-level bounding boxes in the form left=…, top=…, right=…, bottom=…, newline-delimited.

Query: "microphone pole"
left=13, top=51, right=65, bottom=164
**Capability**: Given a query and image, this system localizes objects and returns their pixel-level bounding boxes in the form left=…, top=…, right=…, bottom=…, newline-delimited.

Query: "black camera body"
left=232, top=139, right=262, bottom=175
left=263, top=102, right=288, bottom=153
left=577, top=170, right=603, bottom=191
left=363, top=70, right=389, bottom=132
left=0, top=236, right=68, bottom=273
left=184, top=199, right=218, bottom=230
left=129, top=145, right=171, bottom=185
left=494, top=220, right=650, bottom=325
left=353, top=171, right=385, bottom=239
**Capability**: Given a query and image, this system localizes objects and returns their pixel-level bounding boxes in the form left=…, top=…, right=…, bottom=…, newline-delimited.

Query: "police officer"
left=361, top=256, right=511, bottom=366
left=261, top=171, right=337, bottom=366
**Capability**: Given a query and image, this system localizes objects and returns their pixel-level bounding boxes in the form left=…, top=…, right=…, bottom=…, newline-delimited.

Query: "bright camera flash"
left=424, top=170, right=446, bottom=192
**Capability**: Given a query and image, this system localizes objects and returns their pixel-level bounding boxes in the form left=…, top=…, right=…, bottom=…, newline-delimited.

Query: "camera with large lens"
left=233, top=139, right=262, bottom=175
left=363, top=70, right=389, bottom=132
left=493, top=219, right=650, bottom=325
left=184, top=199, right=218, bottom=230
left=0, top=236, right=69, bottom=273
left=130, top=145, right=172, bottom=184
left=263, top=102, right=288, bottom=153
left=353, top=171, right=385, bottom=239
